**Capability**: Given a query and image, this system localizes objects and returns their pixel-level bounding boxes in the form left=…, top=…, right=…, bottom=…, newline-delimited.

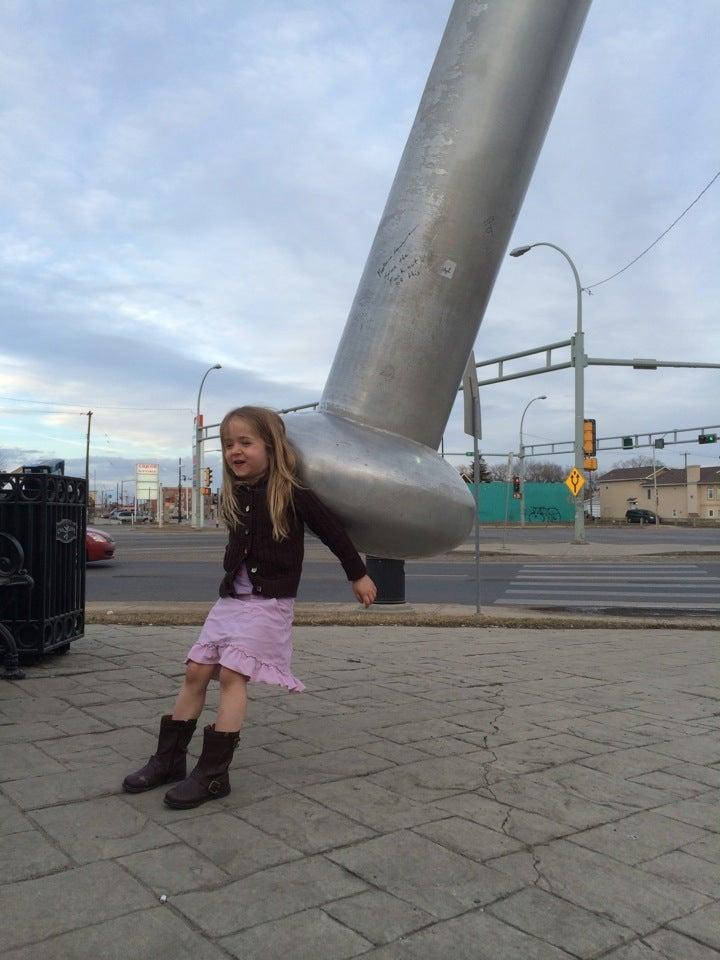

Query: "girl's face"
left=223, top=417, right=270, bottom=483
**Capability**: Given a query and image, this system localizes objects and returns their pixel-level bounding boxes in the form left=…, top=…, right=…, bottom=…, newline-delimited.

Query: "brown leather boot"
left=122, top=715, right=197, bottom=793
left=164, top=724, right=240, bottom=809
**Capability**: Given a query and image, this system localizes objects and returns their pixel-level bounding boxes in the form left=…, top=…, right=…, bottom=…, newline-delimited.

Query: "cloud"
left=0, top=0, right=718, bottom=484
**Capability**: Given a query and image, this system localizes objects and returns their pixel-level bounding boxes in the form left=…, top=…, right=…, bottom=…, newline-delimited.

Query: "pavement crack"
left=498, top=807, right=513, bottom=839
left=529, top=849, right=552, bottom=892
left=636, top=934, right=664, bottom=955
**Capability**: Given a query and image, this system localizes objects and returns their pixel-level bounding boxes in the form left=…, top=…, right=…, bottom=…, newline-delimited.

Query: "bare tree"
left=488, top=462, right=511, bottom=481
left=523, top=461, right=565, bottom=482
left=487, top=459, right=564, bottom=482
left=611, top=456, right=665, bottom=470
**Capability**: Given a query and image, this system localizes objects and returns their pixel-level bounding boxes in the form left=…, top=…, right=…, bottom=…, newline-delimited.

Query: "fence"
left=468, top=481, right=575, bottom=523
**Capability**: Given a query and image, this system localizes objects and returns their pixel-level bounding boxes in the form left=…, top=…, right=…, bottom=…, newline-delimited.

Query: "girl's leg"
left=215, top=666, right=249, bottom=732
left=172, top=661, right=216, bottom=721
left=163, top=666, right=246, bottom=809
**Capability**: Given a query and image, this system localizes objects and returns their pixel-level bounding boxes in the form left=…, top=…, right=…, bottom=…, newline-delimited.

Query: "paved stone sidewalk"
left=2, top=625, right=720, bottom=959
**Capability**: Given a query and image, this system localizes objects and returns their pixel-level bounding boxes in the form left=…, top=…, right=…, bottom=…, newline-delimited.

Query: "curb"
left=85, top=603, right=720, bottom=632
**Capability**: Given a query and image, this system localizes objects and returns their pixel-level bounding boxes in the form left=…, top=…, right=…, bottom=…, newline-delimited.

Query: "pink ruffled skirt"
left=185, top=566, right=304, bottom=693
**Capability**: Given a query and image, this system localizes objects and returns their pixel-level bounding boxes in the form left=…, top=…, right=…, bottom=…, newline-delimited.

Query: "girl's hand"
left=352, top=575, right=377, bottom=607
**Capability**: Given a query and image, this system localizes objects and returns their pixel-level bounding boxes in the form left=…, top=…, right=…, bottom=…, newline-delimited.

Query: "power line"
left=0, top=395, right=192, bottom=413
left=583, top=166, right=720, bottom=293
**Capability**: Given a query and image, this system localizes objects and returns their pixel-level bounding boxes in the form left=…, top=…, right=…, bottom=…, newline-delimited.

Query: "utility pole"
left=652, top=443, right=659, bottom=522
left=85, top=410, right=93, bottom=507
left=177, top=458, right=183, bottom=523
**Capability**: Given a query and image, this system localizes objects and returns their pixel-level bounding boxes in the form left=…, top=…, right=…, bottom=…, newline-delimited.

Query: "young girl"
left=123, top=405, right=376, bottom=809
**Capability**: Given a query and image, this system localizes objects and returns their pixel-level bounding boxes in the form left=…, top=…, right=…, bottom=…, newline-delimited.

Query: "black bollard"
left=365, top=556, right=405, bottom=605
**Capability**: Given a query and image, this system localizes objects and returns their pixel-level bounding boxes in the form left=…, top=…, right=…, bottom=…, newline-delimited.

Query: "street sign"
left=462, top=352, right=481, bottom=440
left=136, top=463, right=159, bottom=501
left=565, top=468, right=585, bottom=497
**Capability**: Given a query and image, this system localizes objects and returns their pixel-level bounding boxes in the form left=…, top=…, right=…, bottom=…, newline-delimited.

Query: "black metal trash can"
left=365, top=556, right=405, bottom=604
left=0, top=473, right=86, bottom=662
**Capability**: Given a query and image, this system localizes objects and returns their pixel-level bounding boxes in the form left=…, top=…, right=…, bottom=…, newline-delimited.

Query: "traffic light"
left=583, top=418, right=596, bottom=456
left=512, top=475, right=521, bottom=495
left=202, top=467, right=214, bottom=485
left=622, top=437, right=634, bottom=449
left=698, top=433, right=717, bottom=444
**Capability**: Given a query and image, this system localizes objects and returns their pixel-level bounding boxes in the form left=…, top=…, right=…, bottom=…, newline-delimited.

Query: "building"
left=599, top=465, right=720, bottom=521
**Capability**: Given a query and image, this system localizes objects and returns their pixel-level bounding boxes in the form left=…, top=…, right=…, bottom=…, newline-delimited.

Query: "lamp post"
left=194, top=364, right=222, bottom=529
left=519, top=395, right=547, bottom=527
left=510, top=242, right=586, bottom=543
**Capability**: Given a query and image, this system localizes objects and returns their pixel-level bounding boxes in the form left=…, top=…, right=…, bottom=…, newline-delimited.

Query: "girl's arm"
left=296, top=487, right=372, bottom=591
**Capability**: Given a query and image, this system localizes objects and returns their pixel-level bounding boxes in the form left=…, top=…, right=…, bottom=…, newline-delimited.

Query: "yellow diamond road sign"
left=565, top=468, right=585, bottom=497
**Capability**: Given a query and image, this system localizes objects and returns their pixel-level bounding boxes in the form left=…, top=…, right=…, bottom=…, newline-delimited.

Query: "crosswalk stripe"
left=501, top=599, right=720, bottom=610
left=518, top=565, right=704, bottom=571
left=513, top=577, right=718, bottom=588
left=494, top=562, right=719, bottom=611
left=514, top=576, right=718, bottom=582
left=506, top=588, right=720, bottom=597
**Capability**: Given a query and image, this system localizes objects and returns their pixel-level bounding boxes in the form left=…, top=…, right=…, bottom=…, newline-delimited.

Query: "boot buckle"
left=208, top=779, right=224, bottom=795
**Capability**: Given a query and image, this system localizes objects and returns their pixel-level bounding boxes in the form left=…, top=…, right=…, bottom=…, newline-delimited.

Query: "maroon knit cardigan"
left=219, top=478, right=367, bottom=599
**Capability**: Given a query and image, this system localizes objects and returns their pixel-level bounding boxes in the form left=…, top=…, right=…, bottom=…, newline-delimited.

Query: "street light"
left=519, top=395, right=547, bottom=527
left=194, top=363, right=222, bottom=529
left=509, top=242, right=586, bottom=543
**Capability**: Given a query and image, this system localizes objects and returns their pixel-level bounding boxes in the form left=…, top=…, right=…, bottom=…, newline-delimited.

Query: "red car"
left=86, top=526, right=116, bottom=563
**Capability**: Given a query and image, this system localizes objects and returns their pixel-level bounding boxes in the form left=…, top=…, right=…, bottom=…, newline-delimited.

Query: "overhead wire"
left=583, top=166, right=720, bottom=293
left=0, top=395, right=192, bottom=412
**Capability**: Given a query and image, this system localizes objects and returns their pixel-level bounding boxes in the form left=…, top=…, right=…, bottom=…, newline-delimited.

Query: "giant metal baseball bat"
left=286, top=0, right=591, bottom=557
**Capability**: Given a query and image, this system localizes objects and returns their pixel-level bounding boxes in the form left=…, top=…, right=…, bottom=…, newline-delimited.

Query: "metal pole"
left=573, top=325, right=586, bottom=543
left=510, top=243, right=584, bottom=542
left=85, top=410, right=92, bottom=506
left=472, top=399, right=481, bottom=614
left=502, top=452, right=513, bottom=550
left=653, top=444, right=659, bottom=522
left=518, top=395, right=546, bottom=527
left=178, top=458, right=183, bottom=524
left=286, top=0, right=592, bottom=560
left=195, top=364, right=221, bottom=530
left=197, top=420, right=203, bottom=529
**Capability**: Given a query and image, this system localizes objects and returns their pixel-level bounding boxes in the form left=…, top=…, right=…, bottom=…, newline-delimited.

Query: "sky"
left=1, top=0, right=718, bottom=498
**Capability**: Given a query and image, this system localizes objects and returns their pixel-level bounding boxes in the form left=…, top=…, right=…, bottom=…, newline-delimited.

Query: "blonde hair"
left=219, top=406, right=303, bottom=540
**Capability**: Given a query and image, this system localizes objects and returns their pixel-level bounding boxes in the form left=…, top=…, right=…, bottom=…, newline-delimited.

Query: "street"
left=87, top=526, right=720, bottom=615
